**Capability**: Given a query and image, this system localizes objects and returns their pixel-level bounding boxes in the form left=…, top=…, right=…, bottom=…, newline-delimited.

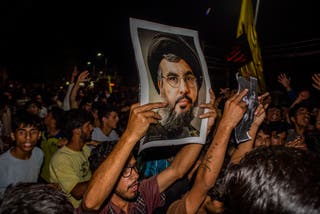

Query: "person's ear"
left=37, top=131, right=42, bottom=140
left=10, top=132, right=15, bottom=141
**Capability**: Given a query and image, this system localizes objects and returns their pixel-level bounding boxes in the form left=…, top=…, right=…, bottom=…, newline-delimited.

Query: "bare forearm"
left=158, top=143, right=202, bottom=193
left=83, top=133, right=137, bottom=210
left=70, top=83, right=80, bottom=109
left=186, top=123, right=233, bottom=213
left=197, top=123, right=233, bottom=192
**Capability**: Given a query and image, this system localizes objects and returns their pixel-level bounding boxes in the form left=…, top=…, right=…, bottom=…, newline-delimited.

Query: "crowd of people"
left=1, top=63, right=320, bottom=213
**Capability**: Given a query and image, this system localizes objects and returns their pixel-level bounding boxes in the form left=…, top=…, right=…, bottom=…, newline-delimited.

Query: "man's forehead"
left=258, top=130, right=270, bottom=136
left=164, top=70, right=194, bottom=76
left=297, top=107, right=308, bottom=112
left=17, top=125, right=38, bottom=130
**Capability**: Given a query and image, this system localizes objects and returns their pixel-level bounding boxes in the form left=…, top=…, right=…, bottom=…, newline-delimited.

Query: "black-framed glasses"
left=161, top=74, right=198, bottom=88
left=121, top=165, right=138, bottom=178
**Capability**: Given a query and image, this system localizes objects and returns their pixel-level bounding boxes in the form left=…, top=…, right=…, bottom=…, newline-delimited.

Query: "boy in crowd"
left=0, top=112, right=43, bottom=197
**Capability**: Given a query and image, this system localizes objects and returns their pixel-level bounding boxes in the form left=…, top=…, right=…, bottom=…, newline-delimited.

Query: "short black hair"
left=268, top=121, right=289, bottom=134
left=97, top=104, right=118, bottom=123
left=62, top=109, right=93, bottom=141
left=89, top=140, right=118, bottom=172
left=47, top=107, right=65, bottom=130
left=12, top=110, right=43, bottom=131
left=223, top=146, right=320, bottom=214
left=289, top=102, right=311, bottom=118
left=0, top=183, right=74, bottom=214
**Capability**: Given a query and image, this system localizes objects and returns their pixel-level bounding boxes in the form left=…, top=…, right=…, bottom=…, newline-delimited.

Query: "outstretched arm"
left=62, top=66, right=79, bottom=111
left=82, top=102, right=167, bottom=210
left=277, top=73, right=296, bottom=102
left=70, top=70, right=89, bottom=109
left=181, top=89, right=249, bottom=214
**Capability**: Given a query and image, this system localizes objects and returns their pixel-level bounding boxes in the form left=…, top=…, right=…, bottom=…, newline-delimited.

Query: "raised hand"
left=199, top=88, right=218, bottom=134
left=312, top=73, right=320, bottom=90
left=277, top=73, right=291, bottom=90
left=71, top=65, right=79, bottom=83
left=286, top=136, right=307, bottom=150
left=220, top=89, right=248, bottom=129
left=123, top=102, right=167, bottom=142
left=76, top=70, right=90, bottom=84
left=252, top=92, right=270, bottom=127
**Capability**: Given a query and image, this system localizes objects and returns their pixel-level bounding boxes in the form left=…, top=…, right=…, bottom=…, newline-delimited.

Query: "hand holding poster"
left=234, top=72, right=258, bottom=144
left=129, top=18, right=211, bottom=154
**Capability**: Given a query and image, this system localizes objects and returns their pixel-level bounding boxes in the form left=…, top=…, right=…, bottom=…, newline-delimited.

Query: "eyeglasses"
left=121, top=165, right=138, bottom=178
left=161, top=74, right=198, bottom=88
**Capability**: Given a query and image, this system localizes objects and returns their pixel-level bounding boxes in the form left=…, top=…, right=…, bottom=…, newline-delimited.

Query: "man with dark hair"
left=49, top=109, right=93, bottom=207
left=144, top=33, right=203, bottom=142
left=0, top=182, right=74, bottom=214
left=78, top=101, right=218, bottom=213
left=0, top=111, right=43, bottom=197
left=286, top=102, right=310, bottom=146
left=223, top=146, right=320, bottom=214
left=268, top=121, right=288, bottom=146
left=90, top=104, right=119, bottom=148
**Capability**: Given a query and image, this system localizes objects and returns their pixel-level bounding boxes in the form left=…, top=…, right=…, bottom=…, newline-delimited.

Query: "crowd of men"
left=0, top=34, right=320, bottom=214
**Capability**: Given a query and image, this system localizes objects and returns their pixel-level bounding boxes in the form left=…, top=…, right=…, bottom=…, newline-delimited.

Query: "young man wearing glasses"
left=79, top=99, right=218, bottom=213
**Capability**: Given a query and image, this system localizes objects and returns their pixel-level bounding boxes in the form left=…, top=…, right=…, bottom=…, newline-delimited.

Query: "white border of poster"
left=129, top=18, right=211, bottom=153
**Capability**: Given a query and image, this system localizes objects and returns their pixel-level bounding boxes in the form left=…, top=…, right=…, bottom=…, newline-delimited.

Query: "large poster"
left=129, top=18, right=211, bottom=153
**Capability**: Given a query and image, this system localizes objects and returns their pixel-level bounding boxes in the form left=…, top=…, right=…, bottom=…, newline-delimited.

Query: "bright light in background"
left=87, top=61, right=92, bottom=65
left=97, top=52, right=103, bottom=57
left=205, top=7, right=211, bottom=16
left=66, top=81, right=70, bottom=85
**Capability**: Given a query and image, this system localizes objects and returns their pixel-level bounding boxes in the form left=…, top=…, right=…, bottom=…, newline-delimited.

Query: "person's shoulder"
left=51, top=146, right=71, bottom=160
left=50, top=147, right=73, bottom=166
left=32, top=146, right=43, bottom=153
left=82, top=145, right=91, bottom=157
left=92, top=127, right=102, bottom=134
left=0, top=150, right=11, bottom=161
left=32, top=146, right=44, bottom=158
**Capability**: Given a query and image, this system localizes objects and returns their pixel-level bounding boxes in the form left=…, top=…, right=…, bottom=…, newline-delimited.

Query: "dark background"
left=0, top=0, right=319, bottom=91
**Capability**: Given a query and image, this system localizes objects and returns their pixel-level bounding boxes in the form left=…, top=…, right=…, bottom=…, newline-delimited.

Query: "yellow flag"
left=237, top=0, right=266, bottom=92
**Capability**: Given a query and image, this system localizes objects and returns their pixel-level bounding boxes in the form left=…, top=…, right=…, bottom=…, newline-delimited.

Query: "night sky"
left=0, top=0, right=319, bottom=85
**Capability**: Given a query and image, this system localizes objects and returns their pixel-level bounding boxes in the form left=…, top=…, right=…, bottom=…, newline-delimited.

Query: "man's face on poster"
left=158, top=58, right=198, bottom=115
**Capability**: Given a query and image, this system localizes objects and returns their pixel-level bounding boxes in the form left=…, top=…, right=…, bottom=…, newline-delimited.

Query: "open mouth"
left=128, top=181, right=139, bottom=192
left=23, top=143, right=33, bottom=149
